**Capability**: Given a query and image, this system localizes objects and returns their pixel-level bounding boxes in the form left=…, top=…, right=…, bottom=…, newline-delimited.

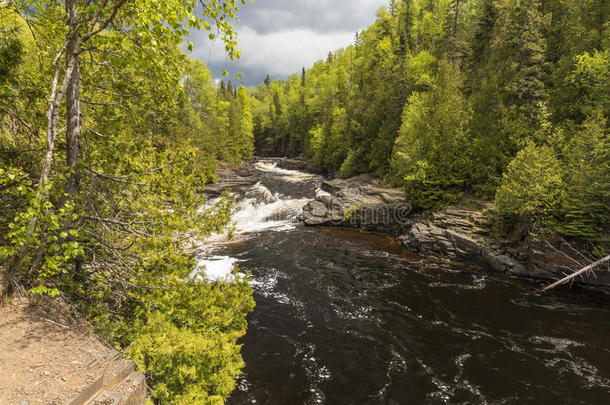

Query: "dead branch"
left=543, top=239, right=587, bottom=268
left=538, top=255, right=610, bottom=293
left=6, top=109, right=38, bottom=137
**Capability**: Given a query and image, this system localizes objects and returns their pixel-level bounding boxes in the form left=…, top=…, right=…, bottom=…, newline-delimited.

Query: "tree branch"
left=538, top=255, right=610, bottom=293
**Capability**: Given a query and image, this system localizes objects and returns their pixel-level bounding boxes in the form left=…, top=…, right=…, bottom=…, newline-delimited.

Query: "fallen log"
left=538, top=255, right=610, bottom=293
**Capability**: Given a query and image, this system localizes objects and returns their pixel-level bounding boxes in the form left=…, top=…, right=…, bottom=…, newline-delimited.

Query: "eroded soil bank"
left=0, top=280, right=146, bottom=405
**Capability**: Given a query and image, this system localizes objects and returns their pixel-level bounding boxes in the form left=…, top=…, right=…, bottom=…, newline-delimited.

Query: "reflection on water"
left=197, top=161, right=610, bottom=404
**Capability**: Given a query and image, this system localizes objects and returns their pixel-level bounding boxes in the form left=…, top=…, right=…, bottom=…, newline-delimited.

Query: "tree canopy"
left=251, top=0, right=609, bottom=249
left=0, top=0, right=255, bottom=402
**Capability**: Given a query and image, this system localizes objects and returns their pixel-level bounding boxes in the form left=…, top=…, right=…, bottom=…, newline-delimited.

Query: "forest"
left=1, top=0, right=609, bottom=403
left=1, top=0, right=254, bottom=403
left=251, top=0, right=609, bottom=248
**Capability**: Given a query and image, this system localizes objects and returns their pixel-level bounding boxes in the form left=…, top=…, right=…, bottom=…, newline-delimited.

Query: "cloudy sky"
left=188, top=0, right=388, bottom=86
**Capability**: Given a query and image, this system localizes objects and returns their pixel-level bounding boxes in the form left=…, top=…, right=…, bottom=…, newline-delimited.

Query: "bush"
left=127, top=274, right=254, bottom=404
left=495, top=142, right=564, bottom=231
left=340, top=148, right=368, bottom=178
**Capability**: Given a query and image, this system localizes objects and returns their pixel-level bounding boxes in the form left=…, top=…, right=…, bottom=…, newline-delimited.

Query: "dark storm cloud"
left=234, top=0, right=386, bottom=34
left=189, top=0, right=387, bottom=86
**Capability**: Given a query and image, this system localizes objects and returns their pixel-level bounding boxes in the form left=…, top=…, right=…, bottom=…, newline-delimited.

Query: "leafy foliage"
left=495, top=142, right=565, bottom=232
left=0, top=1, right=254, bottom=403
left=251, top=0, right=609, bottom=247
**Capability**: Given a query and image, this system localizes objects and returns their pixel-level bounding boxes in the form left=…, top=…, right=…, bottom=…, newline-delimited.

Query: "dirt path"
left=0, top=292, right=111, bottom=405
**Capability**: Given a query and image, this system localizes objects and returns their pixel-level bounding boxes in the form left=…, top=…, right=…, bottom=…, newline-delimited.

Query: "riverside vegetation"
left=1, top=0, right=255, bottom=403
left=1, top=0, right=609, bottom=404
left=251, top=0, right=609, bottom=252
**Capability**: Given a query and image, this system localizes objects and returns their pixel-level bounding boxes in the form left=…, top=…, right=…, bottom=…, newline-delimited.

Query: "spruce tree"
left=396, top=0, right=414, bottom=55
left=227, top=80, right=233, bottom=98
left=467, top=0, right=498, bottom=92
left=491, top=0, right=548, bottom=125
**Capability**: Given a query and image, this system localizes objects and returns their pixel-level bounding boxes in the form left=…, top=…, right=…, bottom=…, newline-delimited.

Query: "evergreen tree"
left=559, top=111, right=610, bottom=245
left=396, top=0, right=414, bottom=54
left=248, top=0, right=609, bottom=245
left=227, top=79, right=234, bottom=98
left=390, top=61, right=473, bottom=209
left=237, top=85, right=255, bottom=159
left=495, top=142, right=565, bottom=231
left=467, top=0, right=498, bottom=92
left=491, top=0, right=548, bottom=125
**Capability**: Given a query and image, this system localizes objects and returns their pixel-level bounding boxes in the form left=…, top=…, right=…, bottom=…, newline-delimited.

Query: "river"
left=197, top=161, right=610, bottom=404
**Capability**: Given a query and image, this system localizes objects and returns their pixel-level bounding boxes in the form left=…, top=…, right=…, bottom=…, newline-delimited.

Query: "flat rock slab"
left=300, top=174, right=412, bottom=235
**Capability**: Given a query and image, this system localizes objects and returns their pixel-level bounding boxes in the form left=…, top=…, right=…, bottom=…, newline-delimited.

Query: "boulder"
left=300, top=174, right=412, bottom=235
left=275, top=157, right=328, bottom=175
left=203, top=164, right=259, bottom=197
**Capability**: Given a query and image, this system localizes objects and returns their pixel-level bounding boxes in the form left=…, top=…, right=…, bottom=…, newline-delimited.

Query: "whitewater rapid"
left=194, top=161, right=324, bottom=281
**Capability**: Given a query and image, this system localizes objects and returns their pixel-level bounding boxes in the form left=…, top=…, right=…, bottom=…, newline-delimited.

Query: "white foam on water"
left=203, top=182, right=309, bottom=243
left=195, top=255, right=239, bottom=281
left=229, top=184, right=309, bottom=235
left=254, top=161, right=316, bottom=182
left=315, top=187, right=330, bottom=197
left=196, top=163, right=318, bottom=281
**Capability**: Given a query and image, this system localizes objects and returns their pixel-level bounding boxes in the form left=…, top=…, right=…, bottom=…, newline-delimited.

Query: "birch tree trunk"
left=65, top=0, right=82, bottom=200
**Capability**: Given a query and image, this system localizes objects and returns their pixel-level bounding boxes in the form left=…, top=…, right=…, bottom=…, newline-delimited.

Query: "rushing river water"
left=197, top=161, right=610, bottom=405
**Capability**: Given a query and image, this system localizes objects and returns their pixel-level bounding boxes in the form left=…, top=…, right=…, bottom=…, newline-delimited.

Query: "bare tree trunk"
left=4, top=39, right=76, bottom=285
left=65, top=0, right=81, bottom=200
left=539, top=255, right=610, bottom=293
left=28, top=0, right=82, bottom=278
left=3, top=0, right=127, bottom=297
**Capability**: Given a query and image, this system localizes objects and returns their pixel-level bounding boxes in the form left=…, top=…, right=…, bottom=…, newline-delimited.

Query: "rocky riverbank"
left=213, top=158, right=610, bottom=290
left=292, top=162, right=608, bottom=290
left=400, top=208, right=610, bottom=289
left=204, top=160, right=260, bottom=197
left=300, top=174, right=411, bottom=235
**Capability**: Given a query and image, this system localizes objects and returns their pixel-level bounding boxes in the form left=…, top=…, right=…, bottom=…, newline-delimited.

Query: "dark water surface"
left=206, top=163, right=610, bottom=404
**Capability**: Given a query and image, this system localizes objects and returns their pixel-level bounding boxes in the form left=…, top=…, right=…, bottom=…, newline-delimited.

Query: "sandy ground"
left=0, top=289, right=111, bottom=405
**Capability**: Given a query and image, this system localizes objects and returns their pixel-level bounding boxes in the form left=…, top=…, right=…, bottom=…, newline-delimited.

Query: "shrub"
left=127, top=274, right=254, bottom=404
left=495, top=142, right=564, bottom=231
